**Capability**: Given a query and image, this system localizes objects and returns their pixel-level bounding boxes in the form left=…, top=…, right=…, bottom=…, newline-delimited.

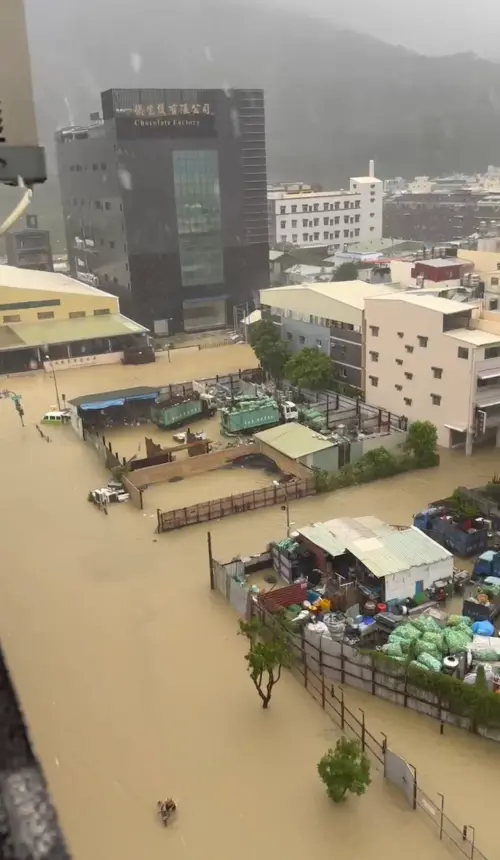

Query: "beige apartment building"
left=363, top=293, right=500, bottom=453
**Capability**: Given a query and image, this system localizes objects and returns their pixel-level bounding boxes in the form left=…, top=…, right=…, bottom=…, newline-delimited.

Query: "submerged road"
left=0, top=347, right=498, bottom=859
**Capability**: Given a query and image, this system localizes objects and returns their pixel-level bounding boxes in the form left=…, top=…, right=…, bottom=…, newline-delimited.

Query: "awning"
left=79, top=392, right=157, bottom=410
left=0, top=314, right=148, bottom=351
left=444, top=423, right=467, bottom=433
left=477, top=368, right=500, bottom=380
left=476, top=392, right=500, bottom=408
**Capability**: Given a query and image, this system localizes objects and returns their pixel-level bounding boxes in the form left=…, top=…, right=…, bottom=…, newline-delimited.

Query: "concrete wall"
left=129, top=444, right=257, bottom=488
left=44, top=351, right=123, bottom=371
left=256, top=440, right=312, bottom=479
left=281, top=317, right=330, bottom=355
left=350, top=429, right=406, bottom=463
left=384, top=557, right=453, bottom=601
left=300, top=446, right=339, bottom=473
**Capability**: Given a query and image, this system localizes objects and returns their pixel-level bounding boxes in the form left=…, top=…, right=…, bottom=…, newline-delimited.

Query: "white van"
left=41, top=410, right=70, bottom=426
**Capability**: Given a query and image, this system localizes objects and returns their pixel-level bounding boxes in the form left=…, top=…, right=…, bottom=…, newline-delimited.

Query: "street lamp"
left=273, top=480, right=295, bottom=537
left=45, top=354, right=61, bottom=410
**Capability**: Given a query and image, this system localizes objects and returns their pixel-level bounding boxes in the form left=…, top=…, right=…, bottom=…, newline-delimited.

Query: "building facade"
left=268, top=161, right=383, bottom=251
left=56, top=88, right=269, bottom=333
left=260, top=280, right=398, bottom=391
left=364, top=293, right=500, bottom=452
left=5, top=226, right=53, bottom=272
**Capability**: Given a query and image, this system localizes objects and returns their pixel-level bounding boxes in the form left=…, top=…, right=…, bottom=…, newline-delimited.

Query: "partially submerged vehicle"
left=41, top=409, right=71, bottom=425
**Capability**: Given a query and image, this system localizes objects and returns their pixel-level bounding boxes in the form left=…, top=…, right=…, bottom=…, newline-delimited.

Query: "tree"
left=317, top=738, right=371, bottom=803
left=238, top=614, right=293, bottom=709
left=475, top=664, right=488, bottom=690
left=333, top=262, right=358, bottom=282
left=449, top=489, right=479, bottom=520
left=285, top=348, right=333, bottom=390
left=404, top=420, right=438, bottom=468
left=249, top=319, right=289, bottom=379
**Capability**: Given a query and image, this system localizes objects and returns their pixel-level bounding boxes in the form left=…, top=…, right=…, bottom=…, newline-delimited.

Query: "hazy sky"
left=27, top=0, right=500, bottom=58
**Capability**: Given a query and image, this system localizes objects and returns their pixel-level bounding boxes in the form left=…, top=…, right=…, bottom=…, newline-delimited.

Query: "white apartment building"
left=268, top=161, right=383, bottom=251
left=364, top=293, right=500, bottom=453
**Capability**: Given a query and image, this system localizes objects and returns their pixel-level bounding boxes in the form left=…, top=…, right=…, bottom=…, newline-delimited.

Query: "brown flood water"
left=1, top=345, right=499, bottom=859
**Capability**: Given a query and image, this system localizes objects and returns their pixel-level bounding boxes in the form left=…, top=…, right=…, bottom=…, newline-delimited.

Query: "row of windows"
left=173, top=150, right=223, bottom=286
left=72, top=199, right=120, bottom=212
left=0, top=299, right=61, bottom=312
left=2, top=308, right=111, bottom=324
left=280, top=215, right=361, bottom=229
left=369, top=326, right=500, bottom=361
left=69, top=163, right=107, bottom=172
left=280, top=229, right=361, bottom=243
left=370, top=350, right=444, bottom=380
left=279, top=200, right=361, bottom=215
left=369, top=375, right=442, bottom=406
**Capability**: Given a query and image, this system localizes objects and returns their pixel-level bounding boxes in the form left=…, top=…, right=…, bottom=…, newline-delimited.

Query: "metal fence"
left=157, top=477, right=316, bottom=532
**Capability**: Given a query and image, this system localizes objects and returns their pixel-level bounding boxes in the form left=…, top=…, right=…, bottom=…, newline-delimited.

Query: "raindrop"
left=130, top=52, right=142, bottom=73
left=204, top=46, right=213, bottom=62
left=118, top=169, right=132, bottom=190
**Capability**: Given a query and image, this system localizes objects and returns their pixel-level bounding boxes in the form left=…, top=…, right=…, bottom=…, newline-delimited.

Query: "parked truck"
left=151, top=393, right=215, bottom=430
left=220, top=398, right=298, bottom=435
left=413, top=507, right=489, bottom=557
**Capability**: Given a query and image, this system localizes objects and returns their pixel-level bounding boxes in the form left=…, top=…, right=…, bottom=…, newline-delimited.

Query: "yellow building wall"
left=0, top=286, right=119, bottom=324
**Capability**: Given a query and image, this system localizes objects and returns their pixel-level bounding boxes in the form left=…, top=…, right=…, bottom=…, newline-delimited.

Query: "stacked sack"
left=382, top=614, right=473, bottom=673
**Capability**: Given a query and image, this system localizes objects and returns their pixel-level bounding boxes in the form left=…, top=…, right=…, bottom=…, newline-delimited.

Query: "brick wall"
left=128, top=444, right=257, bottom=488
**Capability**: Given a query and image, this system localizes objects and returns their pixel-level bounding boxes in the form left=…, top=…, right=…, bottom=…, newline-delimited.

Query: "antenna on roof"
left=369, top=160, right=375, bottom=178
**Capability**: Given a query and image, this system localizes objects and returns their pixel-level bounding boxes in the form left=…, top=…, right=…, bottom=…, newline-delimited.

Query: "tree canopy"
left=285, top=348, right=333, bottom=391
left=333, top=262, right=359, bottom=282
left=404, top=420, right=438, bottom=467
left=318, top=738, right=371, bottom=803
left=238, top=614, right=293, bottom=709
left=249, top=319, right=289, bottom=379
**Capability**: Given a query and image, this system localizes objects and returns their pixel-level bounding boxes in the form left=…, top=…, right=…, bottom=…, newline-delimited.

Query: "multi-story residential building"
left=56, top=88, right=269, bottom=333
left=364, top=293, right=500, bottom=453
left=268, top=161, right=383, bottom=251
left=260, top=280, right=398, bottom=391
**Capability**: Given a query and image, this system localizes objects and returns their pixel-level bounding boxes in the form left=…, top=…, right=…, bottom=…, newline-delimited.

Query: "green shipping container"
left=221, top=401, right=279, bottom=433
left=153, top=399, right=203, bottom=428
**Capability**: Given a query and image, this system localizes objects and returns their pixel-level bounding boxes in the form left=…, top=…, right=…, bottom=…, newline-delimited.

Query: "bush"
left=318, top=738, right=371, bottom=803
left=312, top=442, right=438, bottom=494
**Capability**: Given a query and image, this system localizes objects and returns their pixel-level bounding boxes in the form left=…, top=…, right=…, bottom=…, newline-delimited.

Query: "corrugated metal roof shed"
left=255, top=422, right=335, bottom=459
left=307, top=516, right=451, bottom=578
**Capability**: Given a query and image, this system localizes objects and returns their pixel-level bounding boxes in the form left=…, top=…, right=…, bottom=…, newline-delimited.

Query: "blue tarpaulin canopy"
left=78, top=392, right=158, bottom=411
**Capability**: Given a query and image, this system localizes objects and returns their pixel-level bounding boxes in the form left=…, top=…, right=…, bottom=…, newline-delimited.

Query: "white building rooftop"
left=0, top=265, right=114, bottom=298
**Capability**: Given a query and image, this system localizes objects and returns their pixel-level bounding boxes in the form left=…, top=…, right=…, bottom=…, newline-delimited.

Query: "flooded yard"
left=143, top=465, right=274, bottom=511
left=103, top=413, right=229, bottom=461
left=0, top=348, right=499, bottom=860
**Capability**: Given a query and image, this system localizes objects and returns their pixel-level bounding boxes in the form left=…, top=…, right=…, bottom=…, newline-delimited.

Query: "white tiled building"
left=364, top=292, right=500, bottom=453
left=268, top=161, right=383, bottom=250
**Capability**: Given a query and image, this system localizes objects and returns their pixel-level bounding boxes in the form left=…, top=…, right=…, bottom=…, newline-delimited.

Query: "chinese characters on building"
left=132, top=103, right=212, bottom=117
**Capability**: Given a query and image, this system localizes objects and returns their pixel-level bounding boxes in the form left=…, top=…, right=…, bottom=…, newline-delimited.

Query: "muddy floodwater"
left=1, top=345, right=499, bottom=859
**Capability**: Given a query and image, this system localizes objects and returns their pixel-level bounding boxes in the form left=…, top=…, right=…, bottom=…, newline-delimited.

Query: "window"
left=458, top=346, right=469, bottom=359
left=280, top=235, right=287, bottom=243
left=104, top=274, right=109, bottom=282
left=313, top=204, right=319, bottom=212
left=369, top=376, right=378, bottom=387
left=299, top=335, right=305, bottom=344
left=313, top=218, right=319, bottom=226
left=370, top=227, right=375, bottom=231
left=324, top=232, right=329, bottom=240
left=370, top=212, right=375, bottom=217
left=109, top=240, right=115, bottom=249
left=69, top=311, right=86, bottom=319
left=37, top=311, right=54, bottom=320
left=101, top=163, right=107, bottom=170
left=292, top=234, right=298, bottom=243
left=314, top=232, right=319, bottom=241
left=370, top=325, right=379, bottom=336
left=302, top=233, right=308, bottom=242
left=405, top=345, right=414, bottom=353
left=397, top=332, right=404, bottom=338
left=485, top=346, right=500, bottom=359
left=344, top=230, right=349, bottom=238
left=334, top=216, right=340, bottom=225
left=432, top=367, right=443, bottom=379
left=334, top=202, right=340, bottom=210
left=395, top=358, right=403, bottom=366
left=92, top=163, right=98, bottom=171
left=404, top=372, right=413, bottom=380
left=316, top=339, right=322, bottom=348
left=291, top=219, right=297, bottom=228
left=334, top=231, right=340, bottom=239
left=369, top=351, right=379, bottom=362
left=280, top=220, right=286, bottom=229
left=418, top=335, right=428, bottom=348
left=0, top=299, right=60, bottom=311
left=3, top=314, right=20, bottom=323
left=344, top=215, right=350, bottom=224
left=492, top=277, right=499, bottom=286
left=302, top=204, right=308, bottom=213
left=490, top=300, right=498, bottom=311
left=431, top=393, right=441, bottom=406
left=280, top=206, right=286, bottom=215
left=113, top=277, right=118, bottom=284
left=355, top=200, right=360, bottom=208
left=291, top=205, right=297, bottom=213
left=354, top=214, right=360, bottom=223
left=324, top=217, right=329, bottom=226
left=173, top=150, right=223, bottom=286
left=343, top=201, right=349, bottom=209
left=354, top=229, right=360, bottom=237
left=324, top=202, right=329, bottom=211
left=94, top=308, right=110, bottom=315
left=404, top=398, right=412, bottom=406
left=371, top=184, right=375, bottom=190
left=395, top=384, right=402, bottom=391
left=286, top=332, right=293, bottom=340
left=95, top=200, right=102, bottom=209
left=302, top=219, right=308, bottom=227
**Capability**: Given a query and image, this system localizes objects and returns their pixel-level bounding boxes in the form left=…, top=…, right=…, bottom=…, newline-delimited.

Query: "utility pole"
left=45, top=354, right=61, bottom=410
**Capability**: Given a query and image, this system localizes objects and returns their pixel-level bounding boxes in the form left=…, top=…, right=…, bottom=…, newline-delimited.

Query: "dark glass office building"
left=56, top=88, right=269, bottom=333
